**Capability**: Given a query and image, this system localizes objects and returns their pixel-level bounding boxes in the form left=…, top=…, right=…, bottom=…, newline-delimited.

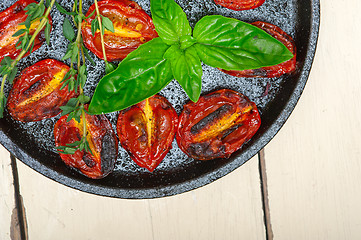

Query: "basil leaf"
left=88, top=38, right=173, bottom=114
left=164, top=45, right=202, bottom=102
left=193, top=15, right=294, bottom=71
left=150, top=0, right=192, bottom=45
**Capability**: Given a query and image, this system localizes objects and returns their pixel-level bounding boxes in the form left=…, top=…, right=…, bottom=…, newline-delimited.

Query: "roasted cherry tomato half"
left=221, top=21, right=296, bottom=78
left=54, top=107, right=118, bottom=179
left=214, top=0, right=265, bottom=11
left=117, top=95, right=178, bottom=172
left=82, top=0, right=158, bottom=62
left=177, top=89, right=261, bottom=161
left=0, top=0, right=52, bottom=62
left=7, top=59, right=78, bottom=122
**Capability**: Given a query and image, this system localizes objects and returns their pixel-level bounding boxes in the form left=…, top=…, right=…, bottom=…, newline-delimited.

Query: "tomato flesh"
left=54, top=107, right=118, bottom=179
left=0, top=0, right=52, bottom=62
left=82, top=0, right=158, bottom=61
left=7, top=59, right=78, bottom=122
left=177, top=89, right=261, bottom=161
left=221, top=21, right=297, bottom=78
left=214, top=0, right=265, bottom=11
left=117, top=95, right=178, bottom=172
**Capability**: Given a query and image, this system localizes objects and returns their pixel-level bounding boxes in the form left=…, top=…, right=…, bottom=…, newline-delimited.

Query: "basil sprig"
left=88, top=0, right=293, bottom=114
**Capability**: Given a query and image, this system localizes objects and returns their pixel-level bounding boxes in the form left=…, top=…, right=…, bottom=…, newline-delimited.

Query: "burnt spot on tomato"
left=221, top=124, right=243, bottom=141
left=190, top=104, right=232, bottom=135
left=83, top=155, right=96, bottom=168
left=100, top=132, right=117, bottom=174
left=23, top=80, right=42, bottom=96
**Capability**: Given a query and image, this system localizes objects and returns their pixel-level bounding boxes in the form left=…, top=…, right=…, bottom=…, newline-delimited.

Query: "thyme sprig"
left=0, top=0, right=56, bottom=117
left=55, top=0, right=94, bottom=155
left=92, top=0, right=116, bottom=74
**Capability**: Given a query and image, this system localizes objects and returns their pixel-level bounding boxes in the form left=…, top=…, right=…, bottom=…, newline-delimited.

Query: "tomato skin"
left=214, top=0, right=265, bottom=11
left=0, top=0, right=52, bottom=62
left=7, top=59, right=78, bottom=122
left=221, top=21, right=297, bottom=78
left=117, top=95, right=178, bottom=172
left=54, top=107, right=118, bottom=179
left=82, top=0, right=158, bottom=62
left=176, top=89, right=261, bottom=161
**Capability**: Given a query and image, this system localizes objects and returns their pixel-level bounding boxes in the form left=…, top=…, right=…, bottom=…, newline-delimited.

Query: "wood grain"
left=265, top=0, right=361, bottom=239
left=16, top=156, right=266, bottom=240
left=0, top=146, right=21, bottom=240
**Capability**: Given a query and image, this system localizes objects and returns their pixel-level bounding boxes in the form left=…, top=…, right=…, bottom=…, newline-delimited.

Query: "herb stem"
left=94, top=0, right=108, bottom=64
left=76, top=0, right=87, bottom=142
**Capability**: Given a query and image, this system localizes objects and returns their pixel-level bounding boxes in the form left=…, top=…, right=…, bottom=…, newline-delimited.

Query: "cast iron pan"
left=0, top=0, right=320, bottom=198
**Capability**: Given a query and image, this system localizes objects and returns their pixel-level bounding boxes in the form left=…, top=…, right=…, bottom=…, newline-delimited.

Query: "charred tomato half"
left=117, top=95, right=178, bottom=172
left=54, top=107, right=118, bottom=179
left=221, top=21, right=297, bottom=78
left=82, top=0, right=158, bottom=62
left=0, top=0, right=52, bottom=62
left=177, top=89, right=261, bottom=161
left=214, top=0, right=265, bottom=11
left=7, top=59, right=78, bottom=122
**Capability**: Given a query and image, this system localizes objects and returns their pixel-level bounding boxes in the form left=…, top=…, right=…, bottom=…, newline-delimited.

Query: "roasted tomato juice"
left=0, top=0, right=52, bottom=62
left=221, top=21, right=296, bottom=78
left=54, top=107, right=118, bottom=179
left=117, top=95, right=178, bottom=172
left=214, top=0, right=265, bottom=11
left=82, top=0, right=158, bottom=61
left=7, top=59, right=78, bottom=122
left=177, top=89, right=261, bottom=161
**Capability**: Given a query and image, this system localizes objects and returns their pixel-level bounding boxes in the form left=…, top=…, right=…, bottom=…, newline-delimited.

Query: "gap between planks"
left=258, top=149, right=274, bottom=240
left=10, top=155, right=28, bottom=240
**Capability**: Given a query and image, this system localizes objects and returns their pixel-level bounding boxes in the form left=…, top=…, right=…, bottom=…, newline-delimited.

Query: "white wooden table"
left=1, top=0, right=361, bottom=239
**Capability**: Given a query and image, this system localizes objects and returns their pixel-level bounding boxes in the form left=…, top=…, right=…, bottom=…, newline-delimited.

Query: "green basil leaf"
left=193, top=15, right=294, bottom=71
left=63, top=18, right=75, bottom=41
left=150, top=0, right=192, bottom=45
left=164, top=45, right=202, bottom=102
left=88, top=38, right=173, bottom=114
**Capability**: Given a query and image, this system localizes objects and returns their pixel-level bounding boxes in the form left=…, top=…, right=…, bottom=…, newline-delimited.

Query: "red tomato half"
left=221, top=21, right=297, bottom=78
left=177, top=89, right=261, bottom=161
left=214, top=0, right=265, bottom=11
left=0, top=0, right=52, bottom=62
left=54, top=107, right=118, bottom=179
left=82, top=0, right=158, bottom=62
left=117, top=95, right=178, bottom=172
left=7, top=59, right=78, bottom=122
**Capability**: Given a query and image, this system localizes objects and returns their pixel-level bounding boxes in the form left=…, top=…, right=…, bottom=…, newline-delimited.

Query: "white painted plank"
left=16, top=156, right=265, bottom=240
left=0, top=145, right=19, bottom=240
left=265, top=0, right=361, bottom=239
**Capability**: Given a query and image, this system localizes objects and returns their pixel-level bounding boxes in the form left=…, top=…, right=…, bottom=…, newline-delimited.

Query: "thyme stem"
left=94, top=0, right=108, bottom=64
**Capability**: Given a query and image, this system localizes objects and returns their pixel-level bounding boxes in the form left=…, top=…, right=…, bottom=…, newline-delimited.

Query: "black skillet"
left=0, top=0, right=320, bottom=198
